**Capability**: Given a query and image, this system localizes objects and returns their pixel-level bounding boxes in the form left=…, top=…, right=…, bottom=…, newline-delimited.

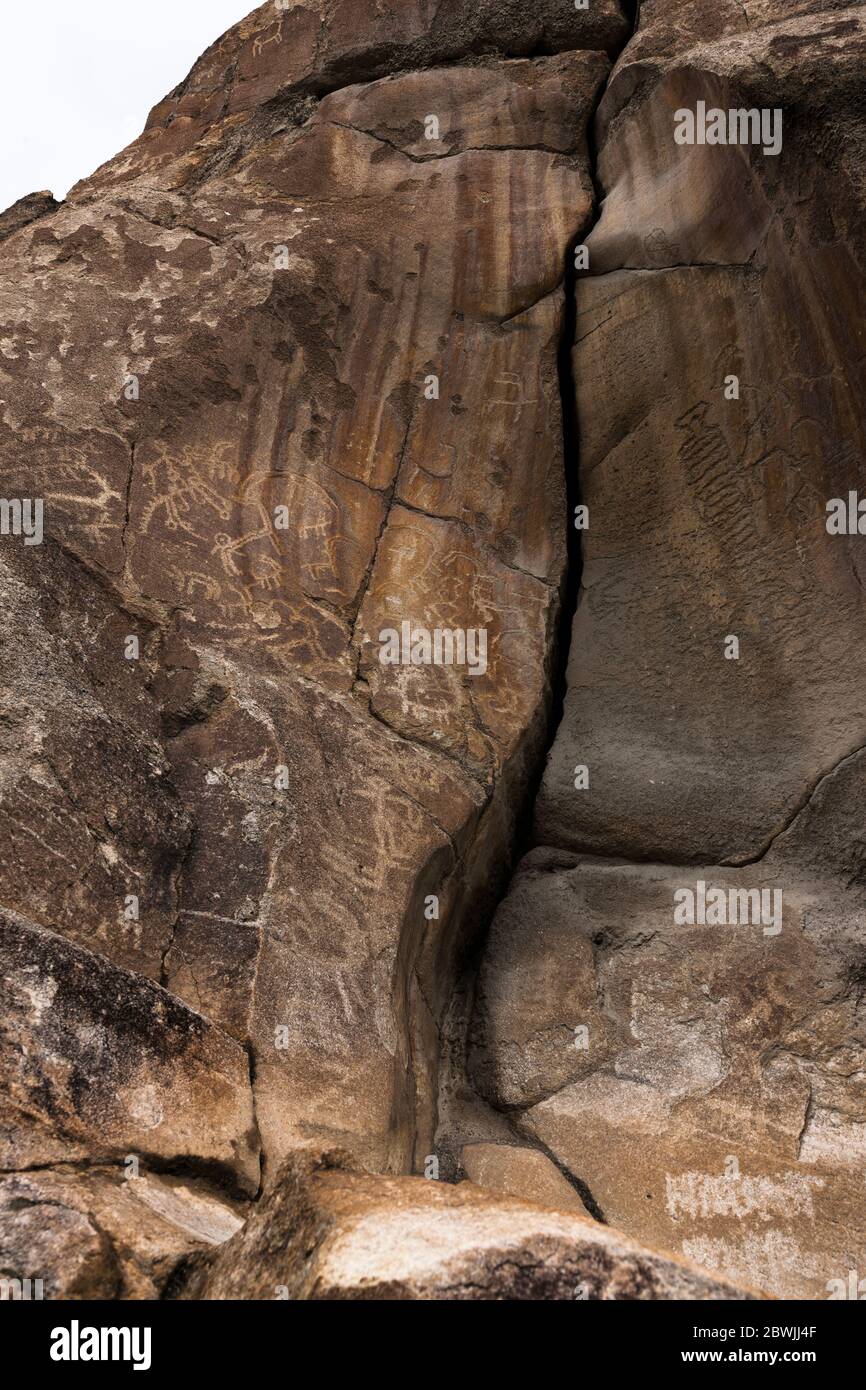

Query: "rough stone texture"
left=461, top=1143, right=588, bottom=1214
left=3, top=0, right=862, bottom=1303
left=0, top=2, right=616, bottom=1181
left=108, top=0, right=630, bottom=188
left=0, top=542, right=191, bottom=983
left=179, top=1152, right=760, bottom=1301
left=0, top=191, right=59, bottom=244
left=0, top=1168, right=244, bottom=1300
left=470, top=0, right=866, bottom=1301
left=471, top=834, right=866, bottom=1300
left=536, top=2, right=866, bottom=860
left=0, top=910, right=260, bottom=1194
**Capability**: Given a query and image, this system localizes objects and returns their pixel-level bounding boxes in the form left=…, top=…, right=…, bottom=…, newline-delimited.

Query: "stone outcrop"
left=461, top=1142, right=589, bottom=1214
left=0, top=0, right=619, bottom=1183
left=535, top=0, right=866, bottom=863
left=0, top=1168, right=244, bottom=1300
left=178, top=1152, right=759, bottom=1301
left=0, top=910, right=260, bottom=1192
left=1, top=0, right=862, bottom=1302
left=0, top=192, right=59, bottom=244
left=468, top=0, right=866, bottom=1300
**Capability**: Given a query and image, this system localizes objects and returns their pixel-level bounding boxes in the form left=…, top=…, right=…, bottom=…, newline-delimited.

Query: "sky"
left=0, top=1, right=253, bottom=211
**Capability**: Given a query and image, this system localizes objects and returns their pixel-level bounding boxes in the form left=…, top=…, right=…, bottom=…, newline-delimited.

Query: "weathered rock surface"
left=537, top=1, right=866, bottom=860
left=0, top=910, right=260, bottom=1193
left=461, top=1142, right=588, bottom=1214
left=2, top=0, right=861, bottom=1303
left=0, top=191, right=59, bottom=244
left=0, top=1168, right=244, bottom=1300
left=179, top=1152, right=759, bottom=1300
left=111, top=0, right=630, bottom=188
left=470, top=835, right=866, bottom=1299
left=469, top=0, right=866, bottom=1300
left=0, top=542, right=191, bottom=982
left=0, top=1, right=617, bottom=1181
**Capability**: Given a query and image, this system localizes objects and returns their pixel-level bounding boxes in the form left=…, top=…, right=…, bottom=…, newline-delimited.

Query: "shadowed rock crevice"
left=430, top=12, right=638, bottom=1212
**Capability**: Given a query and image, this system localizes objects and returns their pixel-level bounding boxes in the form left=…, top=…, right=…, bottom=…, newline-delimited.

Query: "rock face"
left=460, top=1142, right=589, bottom=1214
left=469, top=0, right=866, bottom=1301
left=535, top=1, right=866, bottom=863
left=179, top=1152, right=758, bottom=1301
left=0, top=192, right=59, bottom=244
left=0, top=1168, right=244, bottom=1300
left=0, top=0, right=861, bottom=1302
left=0, top=0, right=617, bottom=1182
left=0, top=910, right=259, bottom=1192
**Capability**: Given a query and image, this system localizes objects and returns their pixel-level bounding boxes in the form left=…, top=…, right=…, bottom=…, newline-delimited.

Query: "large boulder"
left=0, top=1168, right=244, bottom=1300
left=0, top=910, right=260, bottom=1194
left=179, top=1152, right=760, bottom=1301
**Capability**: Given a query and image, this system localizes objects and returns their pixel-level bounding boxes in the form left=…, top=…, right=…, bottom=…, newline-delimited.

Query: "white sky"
left=0, top=1, right=252, bottom=211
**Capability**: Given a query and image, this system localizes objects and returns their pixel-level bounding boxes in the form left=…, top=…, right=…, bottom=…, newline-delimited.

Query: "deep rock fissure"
left=533, top=1133, right=609, bottom=1224
left=432, top=10, right=640, bottom=1201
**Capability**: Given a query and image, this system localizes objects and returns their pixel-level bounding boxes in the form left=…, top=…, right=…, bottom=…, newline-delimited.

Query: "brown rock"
left=0, top=542, right=191, bottom=983
left=5, top=0, right=861, bottom=1306
left=0, top=2, right=612, bottom=1180
left=0, top=1174, right=116, bottom=1301
left=179, top=1152, right=760, bottom=1300
left=0, top=1168, right=244, bottom=1300
left=0, top=191, right=60, bottom=244
left=0, top=911, right=260, bottom=1194
left=461, top=1143, right=588, bottom=1214
left=536, top=2, right=866, bottom=861
left=472, top=838, right=866, bottom=1298
left=124, top=0, right=629, bottom=186
left=465, top=0, right=866, bottom=1301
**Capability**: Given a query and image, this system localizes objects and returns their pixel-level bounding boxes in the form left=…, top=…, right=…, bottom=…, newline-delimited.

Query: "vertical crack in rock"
left=432, top=11, right=641, bottom=1202
left=0, top=2, right=637, bottom=1220
left=462, top=1, right=866, bottom=1300
left=120, top=440, right=135, bottom=578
